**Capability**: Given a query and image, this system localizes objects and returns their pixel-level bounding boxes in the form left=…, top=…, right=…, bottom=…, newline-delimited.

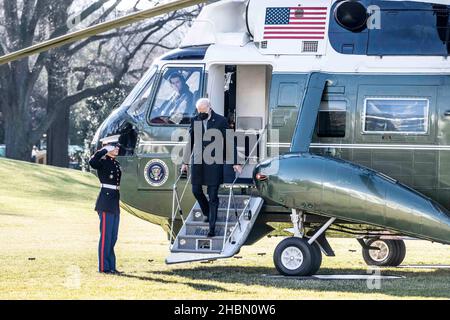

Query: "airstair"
left=166, top=190, right=264, bottom=264
left=166, top=126, right=266, bottom=264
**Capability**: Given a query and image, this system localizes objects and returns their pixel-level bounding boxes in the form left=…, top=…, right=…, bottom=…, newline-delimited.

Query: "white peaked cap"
left=100, top=134, right=120, bottom=146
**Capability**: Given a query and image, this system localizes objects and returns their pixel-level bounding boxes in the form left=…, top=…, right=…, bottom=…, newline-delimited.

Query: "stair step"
left=191, top=209, right=240, bottom=223
left=167, top=196, right=264, bottom=264
left=192, top=208, right=245, bottom=214
left=170, top=248, right=222, bottom=254
left=178, top=234, right=224, bottom=240
left=177, top=235, right=226, bottom=252
left=221, top=182, right=255, bottom=188
left=217, top=196, right=251, bottom=210
left=186, top=221, right=236, bottom=226
left=185, top=223, right=236, bottom=237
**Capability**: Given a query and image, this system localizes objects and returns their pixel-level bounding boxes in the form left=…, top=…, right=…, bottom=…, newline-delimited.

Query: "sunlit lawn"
left=0, top=158, right=449, bottom=300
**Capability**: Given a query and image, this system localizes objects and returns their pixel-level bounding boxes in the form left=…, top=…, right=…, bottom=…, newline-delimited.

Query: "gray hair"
left=196, top=98, right=212, bottom=109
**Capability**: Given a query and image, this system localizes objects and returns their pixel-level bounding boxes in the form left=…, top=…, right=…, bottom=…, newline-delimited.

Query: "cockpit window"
left=148, top=66, right=202, bottom=125
left=125, top=65, right=158, bottom=120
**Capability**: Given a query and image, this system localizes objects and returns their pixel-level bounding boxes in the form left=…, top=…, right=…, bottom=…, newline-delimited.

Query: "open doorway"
left=207, top=64, right=272, bottom=183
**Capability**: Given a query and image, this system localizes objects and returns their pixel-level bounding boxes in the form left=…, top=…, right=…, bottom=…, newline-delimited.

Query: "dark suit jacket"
left=89, top=149, right=122, bottom=214
left=183, top=110, right=237, bottom=186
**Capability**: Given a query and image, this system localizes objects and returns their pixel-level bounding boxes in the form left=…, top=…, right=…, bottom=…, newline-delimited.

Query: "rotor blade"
left=0, top=0, right=205, bottom=65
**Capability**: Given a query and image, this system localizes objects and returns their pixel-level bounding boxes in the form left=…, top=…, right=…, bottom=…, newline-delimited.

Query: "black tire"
left=273, top=237, right=315, bottom=276
left=309, top=242, right=323, bottom=275
left=390, top=240, right=406, bottom=266
left=362, top=239, right=402, bottom=267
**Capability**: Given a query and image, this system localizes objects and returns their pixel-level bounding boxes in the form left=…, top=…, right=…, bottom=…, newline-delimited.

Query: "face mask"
left=199, top=112, right=209, bottom=121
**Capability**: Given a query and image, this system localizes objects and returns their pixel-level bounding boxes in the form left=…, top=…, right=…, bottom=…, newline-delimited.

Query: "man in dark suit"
left=89, top=135, right=122, bottom=274
left=181, top=98, right=242, bottom=237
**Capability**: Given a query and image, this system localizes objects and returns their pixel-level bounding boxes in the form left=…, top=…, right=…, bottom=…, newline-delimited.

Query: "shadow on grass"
left=0, top=212, right=28, bottom=217
left=117, top=272, right=230, bottom=292
left=10, top=170, right=98, bottom=203
left=151, top=265, right=450, bottom=299
left=0, top=159, right=96, bottom=189
left=38, top=170, right=98, bottom=191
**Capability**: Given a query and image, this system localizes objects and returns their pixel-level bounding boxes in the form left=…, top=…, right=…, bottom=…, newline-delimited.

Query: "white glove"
left=102, top=145, right=115, bottom=153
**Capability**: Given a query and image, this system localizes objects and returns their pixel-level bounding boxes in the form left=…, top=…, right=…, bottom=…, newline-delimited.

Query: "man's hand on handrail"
left=233, top=165, right=243, bottom=174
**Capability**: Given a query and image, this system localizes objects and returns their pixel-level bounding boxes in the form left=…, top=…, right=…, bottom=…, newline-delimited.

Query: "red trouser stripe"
left=101, top=212, right=106, bottom=272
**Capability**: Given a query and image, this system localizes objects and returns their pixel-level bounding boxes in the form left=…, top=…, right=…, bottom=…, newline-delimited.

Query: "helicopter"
left=2, top=0, right=450, bottom=276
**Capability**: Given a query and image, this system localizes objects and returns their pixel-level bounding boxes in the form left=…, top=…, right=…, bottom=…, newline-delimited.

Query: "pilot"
left=89, top=135, right=122, bottom=275
left=181, top=98, right=242, bottom=237
left=161, top=72, right=194, bottom=123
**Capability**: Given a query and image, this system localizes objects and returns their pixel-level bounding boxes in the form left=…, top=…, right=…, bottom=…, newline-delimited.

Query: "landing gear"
left=361, top=239, right=406, bottom=267
left=274, top=237, right=322, bottom=276
left=273, top=210, right=335, bottom=276
left=309, top=241, right=323, bottom=275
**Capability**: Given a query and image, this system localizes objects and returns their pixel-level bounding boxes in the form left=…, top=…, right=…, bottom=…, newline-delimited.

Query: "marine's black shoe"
left=106, top=270, right=124, bottom=275
left=203, top=216, right=209, bottom=223
left=207, top=230, right=215, bottom=237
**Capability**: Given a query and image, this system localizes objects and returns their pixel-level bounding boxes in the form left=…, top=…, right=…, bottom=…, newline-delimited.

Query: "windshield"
left=148, top=66, right=203, bottom=125
left=123, top=65, right=158, bottom=120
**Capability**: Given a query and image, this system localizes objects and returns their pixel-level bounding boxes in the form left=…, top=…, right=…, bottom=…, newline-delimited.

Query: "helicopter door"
left=234, top=65, right=269, bottom=181
left=267, top=74, right=307, bottom=154
left=208, top=64, right=271, bottom=183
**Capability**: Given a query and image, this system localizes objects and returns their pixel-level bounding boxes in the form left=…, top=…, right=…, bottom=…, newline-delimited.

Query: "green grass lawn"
left=0, top=157, right=449, bottom=300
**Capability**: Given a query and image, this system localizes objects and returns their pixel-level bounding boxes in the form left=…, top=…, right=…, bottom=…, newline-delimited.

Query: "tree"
left=69, top=87, right=128, bottom=147
left=0, top=0, right=200, bottom=166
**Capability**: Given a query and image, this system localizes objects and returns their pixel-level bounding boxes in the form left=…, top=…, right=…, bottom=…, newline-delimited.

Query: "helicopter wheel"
left=273, top=237, right=322, bottom=276
left=362, top=239, right=406, bottom=267
left=309, top=241, right=323, bottom=275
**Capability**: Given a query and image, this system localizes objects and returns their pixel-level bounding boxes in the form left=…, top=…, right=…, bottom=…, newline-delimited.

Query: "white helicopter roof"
left=181, top=0, right=450, bottom=74
left=182, top=0, right=450, bottom=48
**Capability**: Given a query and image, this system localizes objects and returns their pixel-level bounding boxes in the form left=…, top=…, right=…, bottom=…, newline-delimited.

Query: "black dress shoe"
left=203, top=216, right=209, bottom=223
left=207, top=230, right=215, bottom=237
left=107, top=270, right=124, bottom=275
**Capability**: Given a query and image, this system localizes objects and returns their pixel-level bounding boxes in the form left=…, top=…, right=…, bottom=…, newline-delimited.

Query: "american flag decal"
left=264, top=7, right=328, bottom=40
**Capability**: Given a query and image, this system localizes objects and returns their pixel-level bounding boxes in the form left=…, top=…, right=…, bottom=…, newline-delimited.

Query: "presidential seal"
left=144, top=159, right=169, bottom=187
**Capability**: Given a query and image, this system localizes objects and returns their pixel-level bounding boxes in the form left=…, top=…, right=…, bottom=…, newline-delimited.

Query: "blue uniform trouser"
left=98, top=211, right=120, bottom=272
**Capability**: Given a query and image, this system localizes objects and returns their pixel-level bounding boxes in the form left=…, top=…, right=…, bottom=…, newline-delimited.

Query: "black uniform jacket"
left=184, top=110, right=237, bottom=186
left=89, top=149, right=122, bottom=214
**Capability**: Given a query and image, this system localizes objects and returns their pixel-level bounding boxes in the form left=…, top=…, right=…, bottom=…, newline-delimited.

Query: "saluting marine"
left=89, top=135, right=122, bottom=275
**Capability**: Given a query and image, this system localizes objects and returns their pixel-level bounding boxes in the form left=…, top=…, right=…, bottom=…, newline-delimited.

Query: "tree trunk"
left=3, top=107, right=32, bottom=161
left=2, top=58, right=34, bottom=161
left=46, top=56, right=70, bottom=167
left=45, top=3, right=71, bottom=168
left=46, top=106, right=70, bottom=167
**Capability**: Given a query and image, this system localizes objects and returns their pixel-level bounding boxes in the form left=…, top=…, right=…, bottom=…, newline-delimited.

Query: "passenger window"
left=363, top=98, right=429, bottom=134
left=317, top=100, right=347, bottom=138
left=149, top=66, right=202, bottom=125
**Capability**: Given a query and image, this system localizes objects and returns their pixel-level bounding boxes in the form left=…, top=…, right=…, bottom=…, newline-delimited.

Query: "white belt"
left=101, top=184, right=120, bottom=190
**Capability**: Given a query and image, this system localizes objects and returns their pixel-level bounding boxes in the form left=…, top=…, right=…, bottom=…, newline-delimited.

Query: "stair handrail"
left=231, top=125, right=268, bottom=186
left=169, top=167, right=192, bottom=248
left=221, top=126, right=268, bottom=253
